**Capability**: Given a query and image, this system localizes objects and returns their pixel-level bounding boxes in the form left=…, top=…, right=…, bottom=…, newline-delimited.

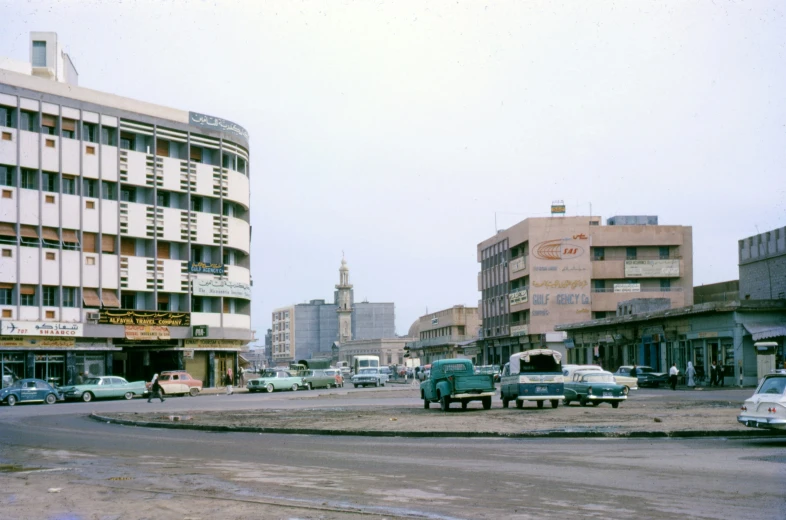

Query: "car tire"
left=189, top=388, right=199, bottom=397
left=375, top=381, right=379, bottom=387
left=440, top=395, right=451, bottom=412
left=563, top=399, right=571, bottom=406
left=482, top=397, right=492, bottom=410
left=291, top=384, right=298, bottom=392
left=461, top=400, right=468, bottom=410
left=124, top=392, right=133, bottom=400
left=537, top=400, right=544, bottom=409
left=516, top=400, right=523, bottom=409
left=45, top=393, right=58, bottom=405
left=6, top=395, right=16, bottom=406
left=611, top=401, right=620, bottom=409
left=423, top=399, right=430, bottom=409
left=502, top=397, right=509, bottom=408
left=82, top=392, right=94, bottom=403
left=580, top=398, right=588, bottom=406
left=591, top=401, right=599, bottom=407
left=306, top=383, right=312, bottom=391
left=354, top=384, right=358, bottom=388
left=551, top=399, right=559, bottom=409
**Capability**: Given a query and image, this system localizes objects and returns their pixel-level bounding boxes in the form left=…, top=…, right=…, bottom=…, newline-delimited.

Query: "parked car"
left=500, top=350, right=564, bottom=409
left=380, top=367, right=393, bottom=380
left=0, top=378, right=63, bottom=406
left=323, top=368, right=344, bottom=388
left=737, top=371, right=786, bottom=431
left=351, top=367, right=388, bottom=388
left=153, top=371, right=203, bottom=397
left=564, top=370, right=629, bottom=408
left=563, top=364, right=638, bottom=391
left=303, top=369, right=337, bottom=390
left=421, top=359, right=495, bottom=411
left=60, top=376, right=148, bottom=402
left=246, top=369, right=305, bottom=393
left=614, top=365, right=668, bottom=388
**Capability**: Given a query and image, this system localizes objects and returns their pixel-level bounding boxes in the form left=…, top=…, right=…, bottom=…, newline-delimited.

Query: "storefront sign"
left=510, top=324, right=529, bottom=337
left=509, top=289, right=529, bottom=306
left=99, top=310, right=190, bottom=327
left=0, top=321, right=83, bottom=337
left=614, top=283, right=641, bottom=293
left=183, top=349, right=194, bottom=360
left=625, top=259, right=680, bottom=278
left=183, top=339, right=246, bottom=349
left=124, top=326, right=171, bottom=340
left=697, top=331, right=719, bottom=339
left=192, top=279, right=251, bottom=299
left=192, top=325, right=209, bottom=338
left=188, top=261, right=225, bottom=275
left=0, top=337, right=75, bottom=347
left=463, top=347, right=480, bottom=356
left=510, top=257, right=526, bottom=272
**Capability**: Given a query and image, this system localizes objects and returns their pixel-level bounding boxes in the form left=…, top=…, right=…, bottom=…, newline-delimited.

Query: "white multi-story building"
left=0, top=33, right=252, bottom=388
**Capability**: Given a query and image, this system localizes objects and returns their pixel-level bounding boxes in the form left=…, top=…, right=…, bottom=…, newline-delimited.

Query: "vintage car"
left=154, top=371, right=203, bottom=397
left=614, top=365, right=668, bottom=388
left=564, top=364, right=638, bottom=391
left=302, top=369, right=337, bottom=390
left=323, top=368, right=344, bottom=388
left=351, top=367, right=388, bottom=388
left=564, top=370, right=629, bottom=408
left=0, top=378, right=63, bottom=406
left=500, top=350, right=564, bottom=409
left=737, top=371, right=786, bottom=431
left=60, top=376, right=148, bottom=402
left=246, top=369, right=305, bottom=393
left=421, top=359, right=495, bottom=411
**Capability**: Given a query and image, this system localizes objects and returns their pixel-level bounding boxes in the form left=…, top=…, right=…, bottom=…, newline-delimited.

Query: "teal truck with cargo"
left=420, top=359, right=496, bottom=411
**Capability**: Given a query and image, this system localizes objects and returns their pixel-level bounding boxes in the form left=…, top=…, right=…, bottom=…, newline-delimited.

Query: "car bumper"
left=453, top=391, right=496, bottom=399
left=587, top=395, right=627, bottom=401
left=737, top=415, right=786, bottom=430
left=517, top=395, right=564, bottom=401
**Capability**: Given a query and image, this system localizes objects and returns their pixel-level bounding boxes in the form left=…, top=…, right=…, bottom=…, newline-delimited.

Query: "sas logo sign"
left=533, top=240, right=585, bottom=260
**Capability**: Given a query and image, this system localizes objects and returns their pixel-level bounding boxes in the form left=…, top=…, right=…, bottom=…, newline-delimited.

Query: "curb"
left=89, top=413, right=781, bottom=439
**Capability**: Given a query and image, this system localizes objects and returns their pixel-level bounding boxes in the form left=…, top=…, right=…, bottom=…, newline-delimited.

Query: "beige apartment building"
left=405, top=305, right=481, bottom=364
left=477, top=215, right=693, bottom=365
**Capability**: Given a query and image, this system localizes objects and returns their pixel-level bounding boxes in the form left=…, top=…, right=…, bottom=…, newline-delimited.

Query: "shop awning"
left=61, top=229, right=79, bottom=243
left=41, top=227, right=60, bottom=241
left=20, top=285, right=36, bottom=295
left=83, top=288, right=101, bottom=308
left=743, top=321, right=786, bottom=341
left=101, top=289, right=120, bottom=308
left=19, top=225, right=38, bottom=238
left=0, top=222, right=16, bottom=237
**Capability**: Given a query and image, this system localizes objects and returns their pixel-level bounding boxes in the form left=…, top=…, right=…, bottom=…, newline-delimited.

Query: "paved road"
left=0, top=387, right=783, bottom=519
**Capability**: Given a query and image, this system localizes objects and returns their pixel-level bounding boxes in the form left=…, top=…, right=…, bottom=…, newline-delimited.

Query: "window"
left=83, top=179, right=97, bottom=198
left=42, top=171, right=58, bottom=192
left=20, top=111, right=36, bottom=132
left=85, top=145, right=96, bottom=155
left=659, top=246, right=670, bottom=259
left=0, top=288, right=12, bottom=305
left=120, top=293, right=136, bottom=310
left=32, top=41, right=47, bottom=66
left=101, top=127, right=117, bottom=146
left=660, top=279, right=671, bottom=291
left=61, top=230, right=79, bottom=250
left=157, top=293, right=169, bottom=311
left=21, top=168, right=37, bottom=189
left=157, top=191, right=170, bottom=207
left=190, top=196, right=202, bottom=212
left=593, top=280, right=605, bottom=291
left=45, top=252, right=55, bottom=260
left=156, top=138, right=169, bottom=157
left=626, top=247, right=637, bottom=260
left=82, top=122, right=97, bottom=143
left=85, top=200, right=95, bottom=209
left=41, top=114, right=56, bottom=135
left=120, top=187, right=136, bottom=202
left=20, top=285, right=36, bottom=306
left=42, top=286, right=57, bottom=306
left=62, top=175, right=76, bottom=195
left=223, top=251, right=230, bottom=266
left=82, top=232, right=97, bottom=253
left=0, top=165, right=14, bottom=186
left=2, top=249, right=11, bottom=257
left=191, top=246, right=203, bottom=263
left=237, top=157, right=247, bottom=174
left=1, top=309, right=11, bottom=318
left=45, top=194, right=55, bottom=204
left=190, top=146, right=202, bottom=163
left=222, top=203, right=232, bottom=217
left=192, top=297, right=204, bottom=312
left=85, top=256, right=96, bottom=265
left=45, top=138, right=55, bottom=148
left=101, top=181, right=115, bottom=200
left=0, top=105, right=12, bottom=128
left=45, top=310, right=55, bottom=319
left=62, top=287, right=76, bottom=307
left=593, top=247, right=605, bottom=261
left=1, top=190, right=10, bottom=199
left=1, top=131, right=10, bottom=141
left=61, top=118, right=76, bottom=139
left=120, top=132, right=135, bottom=150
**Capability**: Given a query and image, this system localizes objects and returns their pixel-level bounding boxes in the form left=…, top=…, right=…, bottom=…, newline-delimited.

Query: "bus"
left=352, top=355, right=380, bottom=375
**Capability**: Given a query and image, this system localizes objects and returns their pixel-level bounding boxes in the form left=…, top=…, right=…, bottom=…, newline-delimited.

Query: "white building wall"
left=161, top=207, right=183, bottom=242
left=226, top=265, right=250, bottom=285
left=0, top=127, right=16, bottom=164
left=0, top=187, right=15, bottom=221
left=61, top=194, right=80, bottom=229
left=82, top=144, right=99, bottom=179
left=160, top=259, right=185, bottom=293
left=224, top=314, right=251, bottom=329
left=19, top=189, right=39, bottom=225
left=61, top=250, right=81, bottom=280
left=101, top=200, right=118, bottom=235
left=42, top=254, right=59, bottom=285
left=19, top=130, right=38, bottom=168
left=194, top=211, right=214, bottom=246
left=191, top=312, right=221, bottom=327
left=122, top=255, right=149, bottom=291
left=226, top=170, right=250, bottom=208
left=61, top=138, right=79, bottom=175
left=227, top=217, right=250, bottom=254
left=41, top=135, right=59, bottom=171
left=83, top=254, right=99, bottom=287
left=0, top=255, right=16, bottom=283
left=61, top=308, right=81, bottom=322
left=101, top=254, right=118, bottom=289
left=82, top=199, right=100, bottom=232
left=19, top=307, right=39, bottom=320
left=41, top=194, right=59, bottom=228
left=194, top=163, right=214, bottom=197
left=101, top=145, right=118, bottom=181
left=123, top=202, right=149, bottom=238
left=160, top=157, right=182, bottom=192
left=18, top=247, right=39, bottom=284
left=124, top=150, right=148, bottom=187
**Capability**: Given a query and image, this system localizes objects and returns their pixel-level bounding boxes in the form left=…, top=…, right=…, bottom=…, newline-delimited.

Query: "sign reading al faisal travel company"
left=0, top=321, right=84, bottom=337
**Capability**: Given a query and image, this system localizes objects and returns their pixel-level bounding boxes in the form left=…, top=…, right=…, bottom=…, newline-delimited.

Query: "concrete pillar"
left=105, top=353, right=113, bottom=376
left=208, top=351, right=215, bottom=388
left=734, top=323, right=744, bottom=387
left=65, top=351, right=76, bottom=385
left=25, top=352, right=35, bottom=378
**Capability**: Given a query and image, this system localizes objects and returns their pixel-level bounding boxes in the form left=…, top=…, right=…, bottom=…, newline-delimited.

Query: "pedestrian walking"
left=148, top=374, right=165, bottom=403
left=669, top=363, right=679, bottom=390
left=238, top=366, right=245, bottom=386
left=226, top=367, right=233, bottom=395
left=686, top=361, right=696, bottom=388
left=716, top=362, right=725, bottom=387
left=709, top=361, right=717, bottom=387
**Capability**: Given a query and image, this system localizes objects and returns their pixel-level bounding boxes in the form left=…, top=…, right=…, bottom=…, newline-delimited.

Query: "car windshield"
left=358, top=368, right=377, bottom=374
left=441, top=363, right=469, bottom=374
left=582, top=374, right=615, bottom=383
left=260, top=370, right=280, bottom=377
left=757, top=377, right=786, bottom=395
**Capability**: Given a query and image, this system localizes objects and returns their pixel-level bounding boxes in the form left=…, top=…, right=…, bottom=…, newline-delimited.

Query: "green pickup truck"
left=420, top=359, right=496, bottom=411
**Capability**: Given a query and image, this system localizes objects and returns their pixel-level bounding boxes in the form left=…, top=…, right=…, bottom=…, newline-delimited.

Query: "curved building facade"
left=0, top=33, right=251, bottom=388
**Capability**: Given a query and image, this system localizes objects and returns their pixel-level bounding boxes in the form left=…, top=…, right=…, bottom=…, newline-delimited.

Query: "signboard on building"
left=189, top=112, right=249, bottom=141
left=183, top=339, right=246, bottom=349
left=0, top=321, right=83, bottom=337
left=188, top=261, right=225, bottom=275
left=509, top=289, right=529, bottom=306
left=0, top=337, right=75, bottom=347
left=551, top=200, right=566, bottom=214
left=124, top=326, right=170, bottom=340
left=510, top=257, right=526, bottom=272
left=192, top=279, right=251, bottom=299
left=431, top=317, right=438, bottom=325
left=99, top=310, right=191, bottom=327
left=510, top=324, right=529, bottom=337
left=614, top=283, right=641, bottom=293
left=625, top=259, right=680, bottom=278
left=192, top=325, right=209, bottom=338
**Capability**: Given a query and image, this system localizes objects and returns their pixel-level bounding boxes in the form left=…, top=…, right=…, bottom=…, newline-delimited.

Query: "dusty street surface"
left=100, top=388, right=750, bottom=435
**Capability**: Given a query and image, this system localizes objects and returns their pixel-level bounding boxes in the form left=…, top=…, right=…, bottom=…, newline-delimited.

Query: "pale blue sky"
left=1, top=1, right=784, bottom=339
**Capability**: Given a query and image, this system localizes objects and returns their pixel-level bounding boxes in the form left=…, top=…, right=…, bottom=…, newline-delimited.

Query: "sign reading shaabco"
left=192, top=279, right=251, bottom=299
left=1, top=321, right=83, bottom=337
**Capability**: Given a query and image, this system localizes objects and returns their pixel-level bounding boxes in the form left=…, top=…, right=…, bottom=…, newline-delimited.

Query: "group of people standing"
left=683, top=360, right=725, bottom=389
left=224, top=367, right=245, bottom=395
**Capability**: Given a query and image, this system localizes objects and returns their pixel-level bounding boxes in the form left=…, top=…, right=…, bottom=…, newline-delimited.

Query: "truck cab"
left=420, top=359, right=496, bottom=412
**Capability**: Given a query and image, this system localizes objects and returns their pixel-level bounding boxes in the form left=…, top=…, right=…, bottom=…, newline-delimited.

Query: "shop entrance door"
left=34, top=354, right=65, bottom=387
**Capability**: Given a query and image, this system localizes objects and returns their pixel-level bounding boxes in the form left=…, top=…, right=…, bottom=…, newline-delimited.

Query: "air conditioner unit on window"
left=87, top=312, right=100, bottom=321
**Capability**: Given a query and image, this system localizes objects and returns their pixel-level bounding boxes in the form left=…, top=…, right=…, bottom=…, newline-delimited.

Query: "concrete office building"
left=0, top=33, right=252, bottom=388
left=739, top=226, right=786, bottom=301
left=477, top=214, right=693, bottom=365
left=271, top=258, right=395, bottom=364
left=405, top=305, right=481, bottom=364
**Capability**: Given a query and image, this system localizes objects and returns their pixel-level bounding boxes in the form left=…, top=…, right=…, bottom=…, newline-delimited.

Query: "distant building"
left=739, top=226, right=786, bottom=300
left=694, top=281, right=740, bottom=304
left=339, top=337, right=413, bottom=368
left=270, top=258, right=395, bottom=365
left=405, top=305, right=481, bottom=364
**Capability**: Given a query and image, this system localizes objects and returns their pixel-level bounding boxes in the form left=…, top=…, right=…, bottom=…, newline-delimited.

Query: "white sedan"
left=737, top=371, right=786, bottom=431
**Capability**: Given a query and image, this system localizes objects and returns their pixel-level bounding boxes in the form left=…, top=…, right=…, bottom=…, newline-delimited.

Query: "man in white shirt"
left=669, top=363, right=679, bottom=390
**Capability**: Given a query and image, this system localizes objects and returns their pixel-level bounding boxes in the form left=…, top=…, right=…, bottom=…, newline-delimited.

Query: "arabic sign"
left=509, top=289, right=529, bottom=306
left=99, top=310, right=191, bottom=327
left=0, top=321, right=84, bottom=337
left=188, top=261, right=225, bottom=275
left=189, top=112, right=249, bottom=141
left=192, top=279, right=251, bottom=299
left=510, top=257, right=526, bottom=272
left=0, top=337, right=75, bottom=347
left=533, top=279, right=588, bottom=289
left=510, top=324, right=529, bottom=337
left=614, top=283, right=641, bottom=293
left=125, top=326, right=170, bottom=340
left=625, top=259, right=680, bottom=278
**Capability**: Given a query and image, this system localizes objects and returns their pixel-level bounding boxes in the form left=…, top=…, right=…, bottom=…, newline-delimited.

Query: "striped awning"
left=742, top=322, right=786, bottom=341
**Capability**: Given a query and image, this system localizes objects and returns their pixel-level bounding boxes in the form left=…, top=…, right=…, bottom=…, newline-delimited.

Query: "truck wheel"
left=482, top=397, right=492, bottom=410
left=515, top=400, right=523, bottom=409
left=551, top=399, right=559, bottom=409
left=461, top=400, right=468, bottom=410
left=537, top=400, right=544, bottom=409
left=502, top=397, right=509, bottom=408
left=423, top=399, right=430, bottom=409
left=612, top=401, right=620, bottom=408
left=440, top=395, right=451, bottom=412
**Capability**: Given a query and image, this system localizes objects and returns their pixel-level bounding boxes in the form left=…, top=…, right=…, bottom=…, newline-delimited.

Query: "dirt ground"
left=100, top=387, right=750, bottom=435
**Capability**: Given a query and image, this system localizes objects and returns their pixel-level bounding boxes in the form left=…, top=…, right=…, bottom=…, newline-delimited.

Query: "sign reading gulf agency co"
left=192, top=279, right=251, bottom=299
left=188, top=261, right=225, bottom=275
left=1, top=321, right=84, bottom=336
left=99, top=310, right=191, bottom=327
